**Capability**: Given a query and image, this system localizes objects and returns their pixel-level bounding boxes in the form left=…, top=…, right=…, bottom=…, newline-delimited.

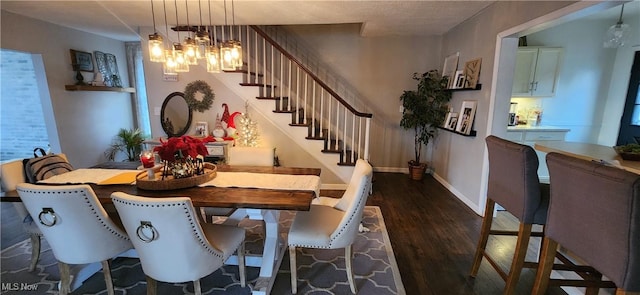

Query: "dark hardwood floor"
left=1, top=172, right=571, bottom=294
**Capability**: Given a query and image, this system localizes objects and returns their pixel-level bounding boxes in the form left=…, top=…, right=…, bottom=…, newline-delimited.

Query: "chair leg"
left=101, top=259, right=115, bottom=295
left=194, top=279, right=201, bottom=295
left=58, top=262, right=71, bottom=295
left=470, top=199, right=496, bottom=277
left=289, top=246, right=297, bottom=294
left=238, top=241, right=246, bottom=287
left=503, top=223, right=533, bottom=295
left=345, top=245, right=357, bottom=294
left=531, top=237, right=558, bottom=295
left=615, top=289, right=640, bottom=295
left=145, top=275, right=157, bottom=295
left=28, top=234, right=41, bottom=272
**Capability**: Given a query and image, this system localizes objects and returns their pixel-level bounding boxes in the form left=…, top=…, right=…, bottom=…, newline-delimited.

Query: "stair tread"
left=223, top=69, right=264, bottom=77
left=239, top=83, right=277, bottom=88
left=289, top=123, right=310, bottom=127
left=305, top=136, right=326, bottom=140
left=273, top=110, right=295, bottom=114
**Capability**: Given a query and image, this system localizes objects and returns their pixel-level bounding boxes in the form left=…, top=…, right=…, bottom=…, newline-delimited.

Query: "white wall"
left=434, top=1, right=578, bottom=214
left=1, top=11, right=134, bottom=168
left=513, top=7, right=639, bottom=145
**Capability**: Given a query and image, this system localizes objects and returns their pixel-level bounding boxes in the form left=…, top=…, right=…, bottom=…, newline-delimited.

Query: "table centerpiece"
left=136, top=136, right=217, bottom=190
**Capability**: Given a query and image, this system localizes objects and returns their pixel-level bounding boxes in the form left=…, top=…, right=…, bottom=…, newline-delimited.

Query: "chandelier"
left=147, top=0, right=243, bottom=75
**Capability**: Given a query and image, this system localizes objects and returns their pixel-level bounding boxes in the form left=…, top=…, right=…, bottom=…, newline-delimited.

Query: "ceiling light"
left=604, top=4, right=631, bottom=48
left=148, top=0, right=164, bottom=62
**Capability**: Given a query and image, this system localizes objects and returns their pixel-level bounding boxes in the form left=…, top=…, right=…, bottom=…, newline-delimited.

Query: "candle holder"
left=140, top=150, right=156, bottom=180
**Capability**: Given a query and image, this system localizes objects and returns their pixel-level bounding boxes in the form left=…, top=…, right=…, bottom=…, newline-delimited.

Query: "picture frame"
left=451, top=70, right=465, bottom=89
left=442, top=52, right=459, bottom=89
left=444, top=112, right=459, bottom=130
left=195, top=121, right=209, bottom=137
left=455, top=100, right=477, bottom=135
left=463, top=58, right=482, bottom=89
left=69, top=49, right=93, bottom=72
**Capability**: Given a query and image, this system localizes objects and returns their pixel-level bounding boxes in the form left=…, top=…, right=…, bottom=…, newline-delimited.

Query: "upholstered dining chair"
left=0, top=159, right=43, bottom=272
left=531, top=152, right=640, bottom=295
left=470, top=135, right=550, bottom=294
left=288, top=159, right=373, bottom=294
left=111, top=192, right=246, bottom=295
left=16, top=183, right=132, bottom=295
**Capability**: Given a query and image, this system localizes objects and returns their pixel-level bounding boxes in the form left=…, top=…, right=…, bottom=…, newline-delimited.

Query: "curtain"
left=125, top=42, right=151, bottom=137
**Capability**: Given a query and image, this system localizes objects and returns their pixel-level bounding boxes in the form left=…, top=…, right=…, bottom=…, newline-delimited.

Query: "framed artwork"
left=444, top=112, right=459, bottom=130
left=463, top=58, right=482, bottom=89
left=451, top=70, right=465, bottom=89
left=195, top=121, right=209, bottom=137
left=442, top=52, right=459, bottom=89
left=69, top=49, right=93, bottom=72
left=455, top=100, right=477, bottom=135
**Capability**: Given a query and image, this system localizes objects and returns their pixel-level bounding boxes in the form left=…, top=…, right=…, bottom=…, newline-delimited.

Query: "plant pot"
left=408, top=162, right=427, bottom=180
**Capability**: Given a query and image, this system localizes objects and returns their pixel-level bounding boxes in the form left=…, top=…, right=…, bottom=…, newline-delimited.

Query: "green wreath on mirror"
left=184, top=80, right=214, bottom=112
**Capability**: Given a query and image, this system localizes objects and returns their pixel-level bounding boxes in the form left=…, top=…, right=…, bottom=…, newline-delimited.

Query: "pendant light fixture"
left=194, top=0, right=210, bottom=60
left=221, top=0, right=242, bottom=70
left=182, top=0, right=199, bottom=65
left=148, top=0, right=165, bottom=62
left=206, top=0, right=221, bottom=73
left=172, top=0, right=189, bottom=72
left=604, top=4, right=630, bottom=48
left=162, top=0, right=176, bottom=74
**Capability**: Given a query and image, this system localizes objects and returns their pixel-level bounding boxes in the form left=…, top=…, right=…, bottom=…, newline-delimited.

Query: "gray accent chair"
left=16, top=183, right=133, bottom=295
left=532, top=152, right=640, bottom=294
left=288, top=159, right=373, bottom=294
left=111, top=192, right=246, bottom=295
left=470, top=135, right=550, bottom=294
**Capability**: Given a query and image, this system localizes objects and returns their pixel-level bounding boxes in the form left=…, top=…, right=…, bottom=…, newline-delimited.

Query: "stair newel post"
left=296, top=67, right=300, bottom=123
left=351, top=112, right=356, bottom=163
left=280, top=52, right=284, bottom=111
left=288, top=60, right=292, bottom=112
left=343, top=107, right=348, bottom=159
left=334, top=99, right=339, bottom=151
left=364, top=117, right=371, bottom=161
left=312, top=81, right=316, bottom=137
left=270, top=43, right=275, bottom=97
left=320, top=88, right=324, bottom=139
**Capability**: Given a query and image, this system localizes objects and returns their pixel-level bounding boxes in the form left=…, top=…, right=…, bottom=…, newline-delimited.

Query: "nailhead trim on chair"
left=110, top=198, right=223, bottom=259
left=17, top=188, right=130, bottom=241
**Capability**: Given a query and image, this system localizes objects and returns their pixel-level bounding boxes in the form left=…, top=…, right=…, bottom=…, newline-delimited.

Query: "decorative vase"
left=169, top=160, right=195, bottom=179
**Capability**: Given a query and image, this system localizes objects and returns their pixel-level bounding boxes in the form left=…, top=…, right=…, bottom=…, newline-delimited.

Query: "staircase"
left=208, top=25, right=373, bottom=182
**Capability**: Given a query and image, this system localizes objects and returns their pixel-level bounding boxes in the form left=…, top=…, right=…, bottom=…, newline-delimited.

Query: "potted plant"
left=105, top=128, right=146, bottom=162
left=400, top=69, right=452, bottom=180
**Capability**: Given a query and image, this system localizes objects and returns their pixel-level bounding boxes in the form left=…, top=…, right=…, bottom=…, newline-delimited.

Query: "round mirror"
left=160, top=92, right=192, bottom=137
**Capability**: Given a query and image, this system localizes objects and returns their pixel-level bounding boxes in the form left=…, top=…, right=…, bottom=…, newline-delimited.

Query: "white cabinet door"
left=512, top=48, right=538, bottom=96
left=532, top=48, right=563, bottom=97
left=512, top=47, right=563, bottom=97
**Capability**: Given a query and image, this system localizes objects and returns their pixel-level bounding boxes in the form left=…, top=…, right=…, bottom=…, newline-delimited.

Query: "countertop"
left=507, top=125, right=571, bottom=132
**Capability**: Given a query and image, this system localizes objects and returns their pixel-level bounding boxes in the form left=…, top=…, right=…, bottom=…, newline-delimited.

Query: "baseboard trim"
left=432, top=172, right=483, bottom=215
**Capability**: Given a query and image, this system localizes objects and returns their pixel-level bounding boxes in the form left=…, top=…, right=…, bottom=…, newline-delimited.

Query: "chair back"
left=1, top=159, right=38, bottom=234
left=228, top=147, right=274, bottom=166
left=15, top=183, right=132, bottom=264
left=485, top=135, right=544, bottom=223
left=329, top=159, right=373, bottom=248
left=111, top=192, right=226, bottom=283
left=546, top=152, right=640, bottom=291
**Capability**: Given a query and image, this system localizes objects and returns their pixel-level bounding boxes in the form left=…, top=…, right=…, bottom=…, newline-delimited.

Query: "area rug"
left=1, top=206, right=405, bottom=295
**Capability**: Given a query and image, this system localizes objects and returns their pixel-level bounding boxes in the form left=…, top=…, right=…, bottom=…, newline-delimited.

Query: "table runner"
left=202, top=172, right=320, bottom=197
left=38, top=169, right=139, bottom=185
left=38, top=169, right=320, bottom=196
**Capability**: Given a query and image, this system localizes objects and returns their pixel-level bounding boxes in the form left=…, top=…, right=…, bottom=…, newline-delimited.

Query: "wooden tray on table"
left=136, top=162, right=217, bottom=190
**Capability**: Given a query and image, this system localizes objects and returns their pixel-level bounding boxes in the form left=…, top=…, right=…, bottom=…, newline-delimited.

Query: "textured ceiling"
left=1, top=0, right=497, bottom=41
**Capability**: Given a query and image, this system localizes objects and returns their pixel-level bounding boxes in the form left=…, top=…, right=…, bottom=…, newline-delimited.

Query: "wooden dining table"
left=2, top=164, right=321, bottom=295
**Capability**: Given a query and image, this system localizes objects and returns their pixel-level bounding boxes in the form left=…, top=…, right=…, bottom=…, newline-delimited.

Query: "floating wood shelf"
left=447, top=84, right=482, bottom=91
left=437, top=126, right=476, bottom=137
left=65, top=85, right=135, bottom=93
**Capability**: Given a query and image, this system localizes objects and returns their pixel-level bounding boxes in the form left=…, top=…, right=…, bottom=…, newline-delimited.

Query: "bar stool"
left=470, top=135, right=550, bottom=294
left=532, top=152, right=640, bottom=294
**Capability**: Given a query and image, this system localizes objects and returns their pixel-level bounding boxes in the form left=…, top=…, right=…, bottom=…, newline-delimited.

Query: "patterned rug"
left=0, top=206, right=405, bottom=294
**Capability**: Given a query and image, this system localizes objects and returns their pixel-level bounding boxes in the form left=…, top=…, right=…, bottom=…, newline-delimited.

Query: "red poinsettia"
left=154, top=136, right=211, bottom=162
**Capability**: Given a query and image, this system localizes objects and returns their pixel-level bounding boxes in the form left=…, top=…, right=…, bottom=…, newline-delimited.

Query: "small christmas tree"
left=235, top=102, right=259, bottom=147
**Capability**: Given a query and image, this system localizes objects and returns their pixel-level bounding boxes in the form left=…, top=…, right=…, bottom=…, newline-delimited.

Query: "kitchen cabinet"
left=512, top=47, right=563, bottom=97
left=506, top=126, right=570, bottom=182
